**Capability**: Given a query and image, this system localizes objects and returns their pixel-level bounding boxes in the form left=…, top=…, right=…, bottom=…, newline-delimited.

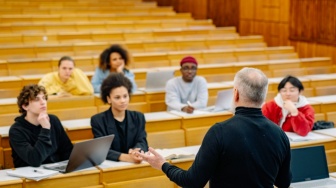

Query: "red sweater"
left=262, top=100, right=315, bottom=136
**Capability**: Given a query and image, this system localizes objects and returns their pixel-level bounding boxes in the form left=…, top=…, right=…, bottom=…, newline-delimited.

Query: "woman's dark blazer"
left=90, top=108, right=148, bottom=161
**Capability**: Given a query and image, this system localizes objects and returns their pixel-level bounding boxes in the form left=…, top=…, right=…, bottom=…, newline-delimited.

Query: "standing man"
left=140, top=67, right=292, bottom=188
left=165, top=56, right=208, bottom=113
left=9, top=84, right=73, bottom=167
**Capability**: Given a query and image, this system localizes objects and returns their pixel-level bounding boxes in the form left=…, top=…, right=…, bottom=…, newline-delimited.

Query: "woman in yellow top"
left=38, top=56, right=93, bottom=96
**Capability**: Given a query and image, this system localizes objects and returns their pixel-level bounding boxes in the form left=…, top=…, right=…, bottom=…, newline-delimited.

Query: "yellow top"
left=38, top=68, right=93, bottom=95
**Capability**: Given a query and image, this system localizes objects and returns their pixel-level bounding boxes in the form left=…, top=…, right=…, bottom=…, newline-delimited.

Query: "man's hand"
left=37, top=112, right=51, bottom=129
left=182, top=106, right=194, bottom=113
left=138, top=147, right=166, bottom=170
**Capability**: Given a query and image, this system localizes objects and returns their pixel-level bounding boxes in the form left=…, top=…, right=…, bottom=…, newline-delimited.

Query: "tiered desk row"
left=0, top=35, right=269, bottom=60
left=2, top=130, right=336, bottom=188
left=0, top=93, right=336, bottom=169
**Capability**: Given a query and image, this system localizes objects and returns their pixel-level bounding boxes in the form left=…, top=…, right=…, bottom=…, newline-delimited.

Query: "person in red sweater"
left=262, top=75, right=314, bottom=136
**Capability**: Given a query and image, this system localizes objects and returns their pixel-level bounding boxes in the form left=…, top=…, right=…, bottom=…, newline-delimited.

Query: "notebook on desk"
left=44, top=135, right=114, bottom=173
left=290, top=145, right=336, bottom=188
left=201, top=89, right=233, bottom=112
left=145, top=70, right=175, bottom=91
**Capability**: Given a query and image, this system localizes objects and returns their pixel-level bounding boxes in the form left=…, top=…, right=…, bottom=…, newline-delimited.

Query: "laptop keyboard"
left=291, top=179, right=336, bottom=188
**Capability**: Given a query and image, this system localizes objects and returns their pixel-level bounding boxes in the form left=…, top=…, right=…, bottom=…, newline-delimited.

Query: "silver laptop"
left=145, top=70, right=175, bottom=91
left=290, top=145, right=336, bottom=188
left=44, top=135, right=114, bottom=173
left=201, top=89, right=233, bottom=112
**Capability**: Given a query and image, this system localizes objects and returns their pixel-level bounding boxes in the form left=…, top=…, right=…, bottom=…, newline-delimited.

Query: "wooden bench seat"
left=0, top=19, right=214, bottom=34
left=0, top=6, right=175, bottom=15
left=0, top=13, right=192, bottom=24
left=0, top=36, right=265, bottom=59
left=0, top=24, right=228, bottom=45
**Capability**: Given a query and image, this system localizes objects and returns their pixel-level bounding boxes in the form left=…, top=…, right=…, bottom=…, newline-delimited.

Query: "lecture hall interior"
left=0, top=0, right=336, bottom=187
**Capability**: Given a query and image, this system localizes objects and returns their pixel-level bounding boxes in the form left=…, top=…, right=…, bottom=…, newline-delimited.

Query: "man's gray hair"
left=233, top=67, right=268, bottom=107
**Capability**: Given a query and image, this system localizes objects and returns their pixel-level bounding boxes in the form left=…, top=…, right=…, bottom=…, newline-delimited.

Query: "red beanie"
left=180, top=56, right=198, bottom=66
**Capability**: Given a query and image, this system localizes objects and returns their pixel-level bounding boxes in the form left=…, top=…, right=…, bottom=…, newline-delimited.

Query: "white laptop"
left=290, top=145, right=336, bottom=188
left=201, top=89, right=233, bottom=112
left=145, top=70, right=175, bottom=91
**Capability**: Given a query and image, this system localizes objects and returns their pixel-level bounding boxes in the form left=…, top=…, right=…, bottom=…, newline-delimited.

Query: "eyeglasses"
left=279, top=88, right=299, bottom=94
left=181, top=66, right=197, bottom=71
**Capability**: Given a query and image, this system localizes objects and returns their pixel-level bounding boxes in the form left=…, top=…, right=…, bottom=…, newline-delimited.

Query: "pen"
left=33, top=169, right=44, bottom=174
left=187, top=101, right=192, bottom=106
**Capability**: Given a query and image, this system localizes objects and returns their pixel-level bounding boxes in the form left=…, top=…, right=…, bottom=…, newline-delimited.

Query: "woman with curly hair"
left=91, top=44, right=137, bottom=93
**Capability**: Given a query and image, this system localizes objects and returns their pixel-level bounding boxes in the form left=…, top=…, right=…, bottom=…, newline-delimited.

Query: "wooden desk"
left=0, top=170, right=23, bottom=188
left=145, top=112, right=182, bottom=132
left=0, top=98, right=17, bottom=114
left=304, top=74, right=336, bottom=88
left=62, top=118, right=93, bottom=141
left=290, top=132, right=336, bottom=172
left=0, top=126, right=11, bottom=169
left=307, top=95, right=336, bottom=113
left=0, top=76, right=22, bottom=89
left=19, top=74, right=42, bottom=86
left=169, top=111, right=233, bottom=146
left=143, top=89, right=166, bottom=112
left=170, top=111, right=233, bottom=129
left=98, top=161, right=167, bottom=186
left=24, top=167, right=101, bottom=188
left=0, top=96, right=96, bottom=114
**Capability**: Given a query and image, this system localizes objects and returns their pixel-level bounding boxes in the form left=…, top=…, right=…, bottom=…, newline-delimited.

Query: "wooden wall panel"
left=279, top=0, right=290, bottom=22
left=151, top=0, right=239, bottom=28
left=316, top=0, right=336, bottom=45
left=191, top=0, right=207, bottom=19
left=208, top=0, right=239, bottom=28
left=290, top=0, right=336, bottom=45
left=240, top=0, right=289, bottom=46
left=289, top=0, right=317, bottom=42
left=152, top=0, right=336, bottom=63
left=240, top=0, right=254, bottom=19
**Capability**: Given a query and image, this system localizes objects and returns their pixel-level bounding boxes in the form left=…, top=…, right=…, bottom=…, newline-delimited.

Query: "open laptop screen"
left=145, top=70, right=175, bottom=91
left=290, top=145, right=329, bottom=183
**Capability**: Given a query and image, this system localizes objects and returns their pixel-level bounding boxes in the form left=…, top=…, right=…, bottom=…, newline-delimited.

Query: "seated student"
left=38, top=56, right=93, bottom=96
left=90, top=73, right=147, bottom=163
left=262, top=75, right=315, bottom=136
left=91, top=44, right=137, bottom=93
left=165, top=56, right=208, bottom=113
left=9, top=84, right=73, bottom=168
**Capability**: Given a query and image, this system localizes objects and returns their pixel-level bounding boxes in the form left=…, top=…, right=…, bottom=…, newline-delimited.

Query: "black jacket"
left=90, top=108, right=148, bottom=161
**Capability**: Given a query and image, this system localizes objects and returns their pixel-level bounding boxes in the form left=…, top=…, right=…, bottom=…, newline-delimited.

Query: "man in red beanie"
left=165, top=56, right=208, bottom=113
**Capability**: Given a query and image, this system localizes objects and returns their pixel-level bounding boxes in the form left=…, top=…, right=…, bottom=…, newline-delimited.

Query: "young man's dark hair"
left=277, top=75, right=304, bottom=92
